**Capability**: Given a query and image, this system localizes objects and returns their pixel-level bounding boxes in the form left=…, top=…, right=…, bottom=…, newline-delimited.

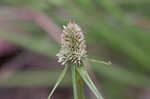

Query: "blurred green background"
left=0, top=0, right=150, bottom=99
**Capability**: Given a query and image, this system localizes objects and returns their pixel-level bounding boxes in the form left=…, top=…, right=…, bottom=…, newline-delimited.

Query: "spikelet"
left=56, top=22, right=87, bottom=65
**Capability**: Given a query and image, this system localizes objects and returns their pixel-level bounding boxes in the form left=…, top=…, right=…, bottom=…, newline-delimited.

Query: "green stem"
left=76, top=68, right=85, bottom=99
left=72, top=65, right=85, bottom=99
left=72, top=65, right=78, bottom=99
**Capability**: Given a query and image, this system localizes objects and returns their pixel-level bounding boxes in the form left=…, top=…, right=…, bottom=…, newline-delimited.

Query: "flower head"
left=56, top=22, right=87, bottom=65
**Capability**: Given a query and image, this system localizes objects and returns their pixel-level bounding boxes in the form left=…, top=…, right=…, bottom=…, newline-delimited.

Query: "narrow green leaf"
left=77, top=66, right=104, bottom=99
left=72, top=65, right=78, bottom=99
left=88, top=58, right=111, bottom=65
left=48, top=65, right=68, bottom=99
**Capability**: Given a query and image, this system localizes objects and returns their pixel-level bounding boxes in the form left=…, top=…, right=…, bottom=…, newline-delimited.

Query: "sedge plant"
left=47, top=22, right=109, bottom=99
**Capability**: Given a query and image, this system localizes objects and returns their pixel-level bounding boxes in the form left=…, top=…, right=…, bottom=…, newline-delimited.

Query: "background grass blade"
left=77, top=66, right=104, bottom=99
left=72, top=65, right=78, bottom=99
left=0, top=31, right=59, bottom=56
left=47, top=65, right=68, bottom=99
left=0, top=70, right=71, bottom=87
left=89, top=59, right=150, bottom=87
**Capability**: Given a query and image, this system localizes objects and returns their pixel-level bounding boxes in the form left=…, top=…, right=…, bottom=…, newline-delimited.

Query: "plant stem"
left=72, top=65, right=78, bottom=99
left=76, top=66, right=85, bottom=99
left=72, top=65, right=85, bottom=99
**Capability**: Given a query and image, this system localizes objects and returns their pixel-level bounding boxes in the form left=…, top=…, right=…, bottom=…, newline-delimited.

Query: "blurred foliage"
left=0, top=0, right=150, bottom=99
left=0, top=70, right=71, bottom=87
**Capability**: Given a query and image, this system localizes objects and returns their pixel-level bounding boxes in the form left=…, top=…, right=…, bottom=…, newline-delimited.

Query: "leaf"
left=77, top=66, right=104, bottom=99
left=88, top=58, right=111, bottom=65
left=47, top=65, right=68, bottom=99
left=71, top=65, right=78, bottom=99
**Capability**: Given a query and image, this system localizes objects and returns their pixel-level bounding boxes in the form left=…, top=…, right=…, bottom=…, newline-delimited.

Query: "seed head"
left=56, top=22, right=87, bottom=65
